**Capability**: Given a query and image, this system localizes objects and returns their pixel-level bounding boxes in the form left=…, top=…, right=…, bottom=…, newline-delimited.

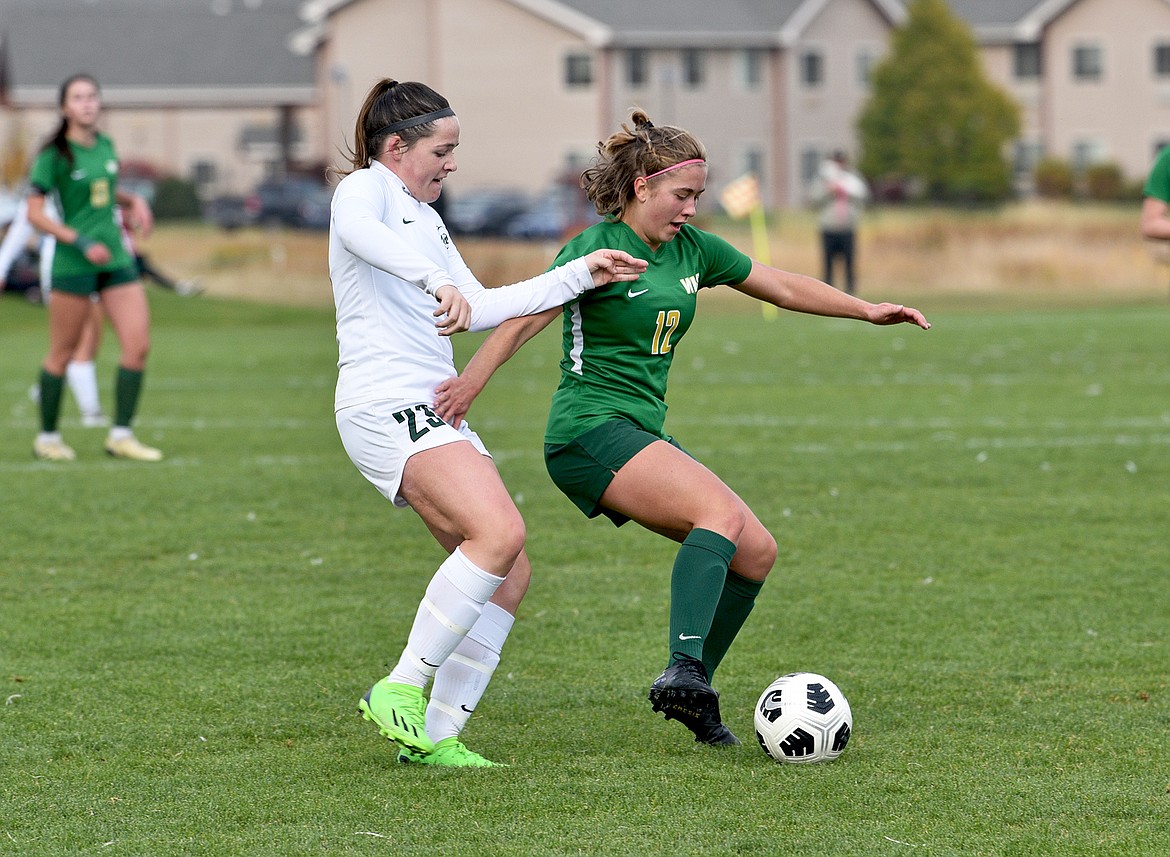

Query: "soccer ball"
left=754, top=672, right=852, bottom=764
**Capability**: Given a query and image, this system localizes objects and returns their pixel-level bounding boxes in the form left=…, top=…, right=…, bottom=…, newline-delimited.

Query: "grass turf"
left=1, top=288, right=1168, bottom=855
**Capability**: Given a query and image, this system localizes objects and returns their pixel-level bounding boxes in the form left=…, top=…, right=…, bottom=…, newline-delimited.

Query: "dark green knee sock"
left=114, top=366, right=144, bottom=428
left=702, top=570, right=765, bottom=681
left=39, top=369, right=65, bottom=433
left=669, top=528, right=737, bottom=666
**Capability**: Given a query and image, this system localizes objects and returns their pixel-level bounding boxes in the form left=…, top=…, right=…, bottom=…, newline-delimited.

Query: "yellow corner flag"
left=720, top=174, right=776, bottom=320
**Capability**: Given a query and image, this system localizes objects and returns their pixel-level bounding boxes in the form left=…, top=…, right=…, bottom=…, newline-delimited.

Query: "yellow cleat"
left=33, top=436, right=76, bottom=461
left=104, top=434, right=163, bottom=462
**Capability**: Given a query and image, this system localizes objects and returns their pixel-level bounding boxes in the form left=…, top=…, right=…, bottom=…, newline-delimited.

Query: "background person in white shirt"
left=812, top=150, right=869, bottom=295
left=330, top=78, right=646, bottom=767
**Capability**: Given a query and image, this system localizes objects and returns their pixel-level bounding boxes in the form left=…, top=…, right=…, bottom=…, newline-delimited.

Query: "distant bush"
left=152, top=177, right=202, bottom=220
left=1033, top=158, right=1074, bottom=199
left=1083, top=163, right=1125, bottom=201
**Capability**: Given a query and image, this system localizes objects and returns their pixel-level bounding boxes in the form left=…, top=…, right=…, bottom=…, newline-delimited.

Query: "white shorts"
left=336, top=399, right=490, bottom=509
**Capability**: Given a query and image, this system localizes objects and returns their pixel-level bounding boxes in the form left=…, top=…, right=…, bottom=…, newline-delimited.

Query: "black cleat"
left=648, top=656, right=741, bottom=746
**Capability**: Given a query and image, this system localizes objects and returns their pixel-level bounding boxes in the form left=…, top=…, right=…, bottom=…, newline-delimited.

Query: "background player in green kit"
left=1140, top=144, right=1170, bottom=246
left=434, top=110, right=930, bottom=746
left=26, top=73, right=161, bottom=462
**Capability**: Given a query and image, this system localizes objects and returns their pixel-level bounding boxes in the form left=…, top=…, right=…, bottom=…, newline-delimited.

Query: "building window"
left=191, top=160, right=216, bottom=187
left=1014, top=43, right=1042, bottom=79
left=739, top=147, right=765, bottom=181
left=1012, top=141, right=1044, bottom=178
left=856, top=49, right=877, bottom=87
left=681, top=49, right=705, bottom=88
left=738, top=49, right=765, bottom=90
left=1071, top=139, right=1106, bottom=171
left=1072, top=44, right=1102, bottom=82
left=800, top=147, right=822, bottom=186
left=800, top=50, right=824, bottom=87
left=565, top=53, right=593, bottom=88
left=625, top=49, right=649, bottom=87
left=1155, top=44, right=1170, bottom=78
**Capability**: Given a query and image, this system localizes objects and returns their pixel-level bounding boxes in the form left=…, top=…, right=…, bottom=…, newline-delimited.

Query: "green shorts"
left=51, top=265, right=140, bottom=296
left=544, top=417, right=683, bottom=527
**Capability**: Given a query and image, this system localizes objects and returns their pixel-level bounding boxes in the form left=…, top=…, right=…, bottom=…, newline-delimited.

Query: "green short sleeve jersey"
left=544, top=220, right=753, bottom=444
left=28, top=133, right=133, bottom=277
left=1144, top=145, right=1170, bottom=203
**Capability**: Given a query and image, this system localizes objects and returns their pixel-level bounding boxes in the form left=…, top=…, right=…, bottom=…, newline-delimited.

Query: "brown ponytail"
left=335, top=78, right=452, bottom=176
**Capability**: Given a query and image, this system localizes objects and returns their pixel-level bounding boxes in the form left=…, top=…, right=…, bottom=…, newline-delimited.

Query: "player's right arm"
left=432, top=307, right=559, bottom=426
left=1140, top=196, right=1170, bottom=241
left=27, top=193, right=111, bottom=266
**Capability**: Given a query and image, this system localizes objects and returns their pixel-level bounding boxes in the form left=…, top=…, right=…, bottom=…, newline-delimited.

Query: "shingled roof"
left=0, top=0, right=313, bottom=106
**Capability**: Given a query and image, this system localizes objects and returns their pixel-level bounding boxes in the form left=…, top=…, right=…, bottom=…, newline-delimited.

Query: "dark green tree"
left=857, top=0, right=1020, bottom=202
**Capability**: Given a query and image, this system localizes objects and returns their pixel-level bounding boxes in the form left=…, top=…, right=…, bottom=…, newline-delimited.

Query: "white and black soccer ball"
left=754, top=672, right=852, bottom=764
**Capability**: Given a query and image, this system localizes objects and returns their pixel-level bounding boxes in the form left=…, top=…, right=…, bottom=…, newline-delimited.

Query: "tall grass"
left=2, top=285, right=1167, bottom=855
left=140, top=202, right=1169, bottom=308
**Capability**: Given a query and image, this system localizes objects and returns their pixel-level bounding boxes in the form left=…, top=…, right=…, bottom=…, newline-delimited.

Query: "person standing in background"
left=813, top=150, right=868, bottom=295
left=1140, top=144, right=1170, bottom=244
left=26, top=73, right=162, bottom=461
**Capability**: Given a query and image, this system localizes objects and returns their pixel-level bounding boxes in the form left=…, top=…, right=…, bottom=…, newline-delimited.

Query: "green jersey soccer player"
left=434, top=111, right=930, bottom=747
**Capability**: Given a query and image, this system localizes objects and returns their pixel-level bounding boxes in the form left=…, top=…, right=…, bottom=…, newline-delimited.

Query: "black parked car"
left=444, top=188, right=529, bottom=236
left=250, top=178, right=334, bottom=229
left=206, top=178, right=334, bottom=231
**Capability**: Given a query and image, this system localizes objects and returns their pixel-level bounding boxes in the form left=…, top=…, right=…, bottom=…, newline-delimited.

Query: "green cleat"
left=397, top=737, right=504, bottom=768
left=358, top=680, right=434, bottom=754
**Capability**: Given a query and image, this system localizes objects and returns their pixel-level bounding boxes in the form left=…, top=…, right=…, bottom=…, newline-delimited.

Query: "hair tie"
left=372, top=107, right=455, bottom=139
left=644, top=158, right=706, bottom=181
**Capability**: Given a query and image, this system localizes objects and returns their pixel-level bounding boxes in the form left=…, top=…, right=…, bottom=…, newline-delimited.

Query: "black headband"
left=373, top=107, right=455, bottom=139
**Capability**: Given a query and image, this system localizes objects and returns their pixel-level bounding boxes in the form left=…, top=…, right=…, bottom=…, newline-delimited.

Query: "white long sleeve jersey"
left=329, top=161, right=592, bottom=411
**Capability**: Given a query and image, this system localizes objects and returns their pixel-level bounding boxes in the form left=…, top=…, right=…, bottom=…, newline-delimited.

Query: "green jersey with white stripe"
left=545, top=220, right=753, bottom=444
left=28, top=133, right=133, bottom=277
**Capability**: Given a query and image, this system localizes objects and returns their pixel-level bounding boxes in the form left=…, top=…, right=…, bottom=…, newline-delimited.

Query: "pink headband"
left=643, top=158, right=706, bottom=181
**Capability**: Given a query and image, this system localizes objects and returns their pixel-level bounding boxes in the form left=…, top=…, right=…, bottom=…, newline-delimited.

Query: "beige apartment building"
left=0, top=0, right=317, bottom=200
left=3, top=0, right=1170, bottom=208
left=297, top=0, right=1170, bottom=206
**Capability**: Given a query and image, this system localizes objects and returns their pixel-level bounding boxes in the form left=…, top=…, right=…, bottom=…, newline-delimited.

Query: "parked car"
left=505, top=191, right=600, bottom=240
left=206, top=177, right=333, bottom=231
left=204, top=194, right=253, bottom=231
left=250, top=178, right=334, bottom=229
left=444, top=188, right=529, bottom=236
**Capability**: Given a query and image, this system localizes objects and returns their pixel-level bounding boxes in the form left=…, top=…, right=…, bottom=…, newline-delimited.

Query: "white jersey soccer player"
left=330, top=159, right=596, bottom=412
left=331, top=78, right=645, bottom=768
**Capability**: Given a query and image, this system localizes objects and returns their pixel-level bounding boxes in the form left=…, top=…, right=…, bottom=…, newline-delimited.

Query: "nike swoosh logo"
left=678, top=633, right=702, bottom=641
left=627, top=288, right=649, bottom=298
left=420, top=657, right=440, bottom=667
left=402, top=218, right=416, bottom=224
left=460, top=704, right=474, bottom=713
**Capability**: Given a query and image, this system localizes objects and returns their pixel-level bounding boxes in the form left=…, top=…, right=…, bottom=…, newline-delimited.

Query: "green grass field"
left=2, top=288, right=1168, bottom=856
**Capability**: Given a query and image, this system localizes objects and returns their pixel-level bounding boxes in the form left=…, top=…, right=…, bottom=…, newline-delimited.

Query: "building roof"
left=296, top=0, right=906, bottom=51
left=0, top=0, right=314, bottom=107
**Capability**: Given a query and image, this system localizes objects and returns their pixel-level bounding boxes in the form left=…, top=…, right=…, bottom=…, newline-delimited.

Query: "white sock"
left=426, top=601, right=515, bottom=743
left=388, top=548, right=504, bottom=690
left=65, top=360, right=102, bottom=418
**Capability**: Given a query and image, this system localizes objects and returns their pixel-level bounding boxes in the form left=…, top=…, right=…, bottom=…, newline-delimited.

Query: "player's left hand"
left=433, top=372, right=484, bottom=426
left=124, top=195, right=154, bottom=239
left=868, top=302, right=930, bottom=330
